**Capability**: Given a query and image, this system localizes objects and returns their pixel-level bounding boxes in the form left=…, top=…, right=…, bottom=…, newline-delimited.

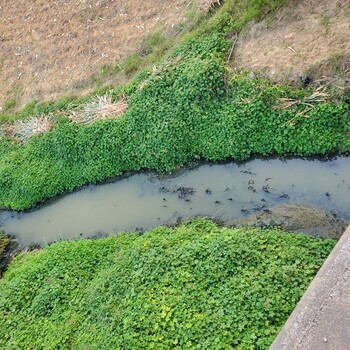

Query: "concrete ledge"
left=270, top=225, right=350, bottom=350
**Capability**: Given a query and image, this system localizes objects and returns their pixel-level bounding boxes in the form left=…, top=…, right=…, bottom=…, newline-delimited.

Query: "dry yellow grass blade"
left=278, top=87, right=330, bottom=128
left=69, top=95, right=128, bottom=125
left=2, top=116, right=54, bottom=143
left=199, top=0, right=221, bottom=13
left=277, top=87, right=330, bottom=110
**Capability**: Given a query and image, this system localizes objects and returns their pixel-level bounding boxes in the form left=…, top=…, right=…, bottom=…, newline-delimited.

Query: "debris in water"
left=159, top=186, right=170, bottom=193
left=262, top=184, right=271, bottom=193
left=253, top=205, right=267, bottom=211
left=240, top=169, right=256, bottom=175
left=248, top=185, right=257, bottom=193
left=176, top=186, right=195, bottom=199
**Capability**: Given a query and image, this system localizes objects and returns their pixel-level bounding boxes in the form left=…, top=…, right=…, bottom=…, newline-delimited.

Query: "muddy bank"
left=0, top=233, right=20, bottom=277
left=227, top=204, right=348, bottom=240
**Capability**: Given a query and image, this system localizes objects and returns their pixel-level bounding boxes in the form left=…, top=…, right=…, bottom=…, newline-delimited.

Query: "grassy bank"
left=0, top=0, right=349, bottom=211
left=0, top=219, right=335, bottom=349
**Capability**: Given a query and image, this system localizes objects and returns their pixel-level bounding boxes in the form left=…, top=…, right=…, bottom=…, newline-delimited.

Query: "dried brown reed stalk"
left=199, top=0, right=221, bottom=13
left=139, top=57, right=183, bottom=90
left=2, top=116, right=54, bottom=143
left=69, top=95, right=128, bottom=125
left=278, top=86, right=330, bottom=127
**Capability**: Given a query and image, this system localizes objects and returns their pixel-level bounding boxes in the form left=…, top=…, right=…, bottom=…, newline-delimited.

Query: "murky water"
left=1, top=157, right=350, bottom=245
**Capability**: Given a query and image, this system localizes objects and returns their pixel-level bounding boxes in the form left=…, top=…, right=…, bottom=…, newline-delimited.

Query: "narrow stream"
left=1, top=157, right=350, bottom=245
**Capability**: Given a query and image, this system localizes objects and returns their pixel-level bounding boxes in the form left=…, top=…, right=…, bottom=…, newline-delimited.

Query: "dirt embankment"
left=233, top=0, right=350, bottom=88
left=0, top=0, right=190, bottom=111
left=0, top=233, right=19, bottom=277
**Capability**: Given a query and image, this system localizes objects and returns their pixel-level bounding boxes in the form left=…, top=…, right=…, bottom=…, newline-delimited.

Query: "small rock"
left=248, top=72, right=256, bottom=80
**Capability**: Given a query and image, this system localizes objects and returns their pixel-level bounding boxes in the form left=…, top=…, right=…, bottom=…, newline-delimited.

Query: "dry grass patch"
left=199, top=0, right=222, bottom=13
left=69, top=95, right=128, bottom=125
left=233, top=0, right=350, bottom=85
left=0, top=0, right=191, bottom=110
left=2, top=116, right=54, bottom=143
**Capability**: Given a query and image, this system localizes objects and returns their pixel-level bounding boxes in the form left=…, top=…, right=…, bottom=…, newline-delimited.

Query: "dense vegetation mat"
left=0, top=219, right=335, bottom=349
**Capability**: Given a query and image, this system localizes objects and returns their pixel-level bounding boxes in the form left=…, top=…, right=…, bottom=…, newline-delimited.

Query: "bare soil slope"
left=0, top=0, right=190, bottom=110
left=233, top=0, right=350, bottom=87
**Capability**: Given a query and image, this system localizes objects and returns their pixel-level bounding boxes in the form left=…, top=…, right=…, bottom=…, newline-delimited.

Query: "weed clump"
left=0, top=219, right=336, bottom=349
left=69, top=95, right=128, bottom=125
left=1, top=115, right=54, bottom=144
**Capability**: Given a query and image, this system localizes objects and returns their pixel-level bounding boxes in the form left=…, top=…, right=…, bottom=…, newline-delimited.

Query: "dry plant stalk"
left=199, top=0, right=221, bottom=13
left=69, top=95, right=128, bottom=125
left=139, top=57, right=183, bottom=90
left=2, top=116, right=54, bottom=143
left=278, top=86, right=330, bottom=127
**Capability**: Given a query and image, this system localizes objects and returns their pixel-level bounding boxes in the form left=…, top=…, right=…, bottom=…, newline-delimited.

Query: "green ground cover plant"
left=0, top=0, right=349, bottom=210
left=0, top=219, right=336, bottom=349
